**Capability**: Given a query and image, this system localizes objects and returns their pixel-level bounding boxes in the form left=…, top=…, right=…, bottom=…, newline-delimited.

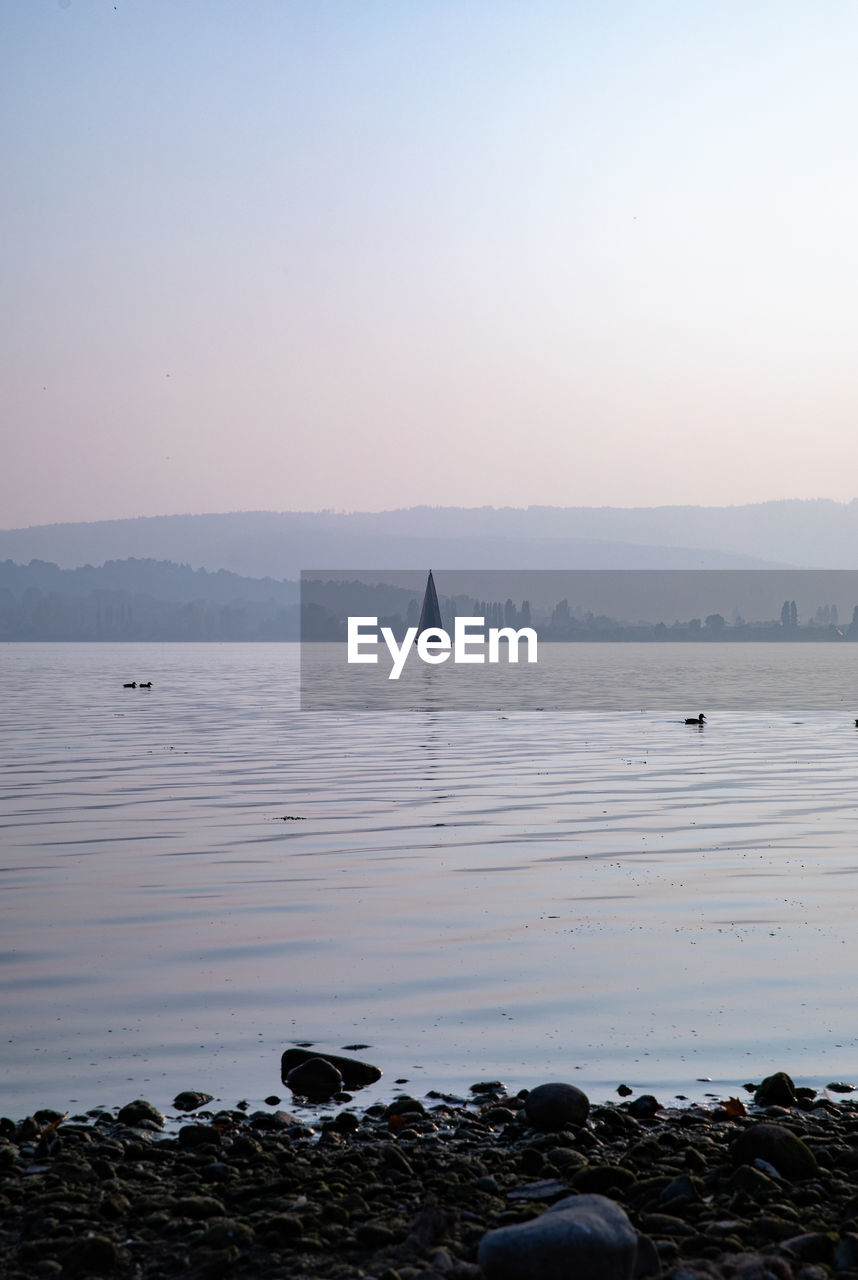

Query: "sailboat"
left=417, top=570, right=443, bottom=634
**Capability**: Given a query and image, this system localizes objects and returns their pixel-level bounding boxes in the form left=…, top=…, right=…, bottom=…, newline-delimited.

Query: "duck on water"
left=685, top=713, right=706, bottom=725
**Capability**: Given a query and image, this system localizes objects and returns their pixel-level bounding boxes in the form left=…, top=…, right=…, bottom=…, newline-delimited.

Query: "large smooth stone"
left=280, top=1047, right=381, bottom=1090
left=731, top=1122, right=818, bottom=1181
left=478, top=1193, right=659, bottom=1280
left=285, top=1057, right=343, bottom=1098
left=525, top=1082, right=590, bottom=1131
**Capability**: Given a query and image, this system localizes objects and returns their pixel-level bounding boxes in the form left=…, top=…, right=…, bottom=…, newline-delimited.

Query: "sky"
left=5, top=0, right=858, bottom=528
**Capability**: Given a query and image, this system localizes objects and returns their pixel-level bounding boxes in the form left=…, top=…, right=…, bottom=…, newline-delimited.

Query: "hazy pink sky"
left=5, top=1, right=858, bottom=528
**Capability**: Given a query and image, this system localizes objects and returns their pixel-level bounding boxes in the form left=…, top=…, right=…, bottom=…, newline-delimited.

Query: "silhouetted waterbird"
left=685, top=713, right=706, bottom=725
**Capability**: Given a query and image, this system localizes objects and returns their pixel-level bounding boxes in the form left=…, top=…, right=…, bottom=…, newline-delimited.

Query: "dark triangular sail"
left=417, top=570, right=443, bottom=634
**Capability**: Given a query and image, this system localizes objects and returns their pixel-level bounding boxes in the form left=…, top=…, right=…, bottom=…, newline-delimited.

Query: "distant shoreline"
left=2, top=634, right=854, bottom=643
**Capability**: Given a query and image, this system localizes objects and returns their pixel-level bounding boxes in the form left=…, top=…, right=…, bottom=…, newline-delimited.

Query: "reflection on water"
left=3, top=641, right=858, bottom=1116
left=302, top=637, right=858, bottom=710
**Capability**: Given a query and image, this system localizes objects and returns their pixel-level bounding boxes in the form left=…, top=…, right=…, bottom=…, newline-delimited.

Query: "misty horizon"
left=9, top=501, right=858, bottom=579
left=8, top=493, right=858, bottom=534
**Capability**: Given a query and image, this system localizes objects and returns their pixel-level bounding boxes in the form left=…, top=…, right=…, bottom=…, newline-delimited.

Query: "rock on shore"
left=280, top=1048, right=383, bottom=1092
left=3, top=1077, right=858, bottom=1279
left=479, top=1193, right=658, bottom=1280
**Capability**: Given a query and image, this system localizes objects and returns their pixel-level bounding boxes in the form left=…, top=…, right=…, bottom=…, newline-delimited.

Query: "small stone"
left=382, top=1143, right=414, bottom=1175
left=835, top=1233, right=858, bottom=1268
left=524, top=1082, right=590, bottom=1132
left=617, top=1084, right=633, bottom=1097
left=116, top=1099, right=164, bottom=1128
left=506, top=1179, right=571, bottom=1201
left=384, top=1095, right=427, bottom=1119
left=266, top=1214, right=304, bottom=1239
left=33, top=1108, right=65, bottom=1127
left=572, top=1164, right=637, bottom=1195
left=229, top=1134, right=262, bottom=1158
left=356, top=1221, right=396, bottom=1247
left=754, top=1071, right=797, bottom=1107
left=755, top=1215, right=805, bottom=1243
left=247, top=1109, right=298, bottom=1130
left=477, top=1175, right=501, bottom=1194
left=173, top=1091, right=213, bottom=1112
left=780, top=1232, right=836, bottom=1263
left=329, top=1110, right=360, bottom=1133
left=101, top=1193, right=131, bottom=1220
left=727, top=1164, right=779, bottom=1196
left=17, top=1116, right=40, bottom=1141
left=199, top=1219, right=254, bottom=1249
left=178, top=1123, right=221, bottom=1150
left=174, top=1195, right=226, bottom=1220
left=626, top=1094, right=661, bottom=1120
left=482, top=1106, right=517, bottom=1126
left=63, top=1234, right=123, bottom=1275
left=264, top=1094, right=281, bottom=1105
left=518, top=1146, right=544, bottom=1175
left=753, top=1157, right=783, bottom=1180
left=827, top=1081, right=855, bottom=1093
left=593, top=1105, right=641, bottom=1137
left=548, top=1147, right=588, bottom=1171
left=794, top=1267, right=829, bottom=1280
left=659, top=1174, right=702, bottom=1205
left=637, top=1213, right=694, bottom=1238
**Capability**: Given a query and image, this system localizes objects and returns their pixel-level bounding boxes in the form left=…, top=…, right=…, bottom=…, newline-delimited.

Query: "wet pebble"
left=115, top=1099, right=164, bottom=1129
left=285, top=1056, right=343, bottom=1098
left=172, top=1090, right=213, bottom=1112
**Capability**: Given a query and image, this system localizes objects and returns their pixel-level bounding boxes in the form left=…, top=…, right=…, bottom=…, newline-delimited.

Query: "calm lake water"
left=4, top=641, right=858, bottom=1119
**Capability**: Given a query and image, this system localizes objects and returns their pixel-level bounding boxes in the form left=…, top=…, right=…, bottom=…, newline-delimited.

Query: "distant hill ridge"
left=6, top=500, right=854, bottom=574
left=0, top=557, right=297, bottom=604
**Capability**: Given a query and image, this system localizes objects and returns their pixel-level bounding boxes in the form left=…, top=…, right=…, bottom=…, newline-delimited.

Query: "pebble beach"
left=4, top=1068, right=858, bottom=1280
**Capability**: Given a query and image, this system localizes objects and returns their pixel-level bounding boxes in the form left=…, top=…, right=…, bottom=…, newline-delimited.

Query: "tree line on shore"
left=0, top=558, right=299, bottom=641
left=300, top=593, right=858, bottom=642
left=3, top=558, right=857, bottom=642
